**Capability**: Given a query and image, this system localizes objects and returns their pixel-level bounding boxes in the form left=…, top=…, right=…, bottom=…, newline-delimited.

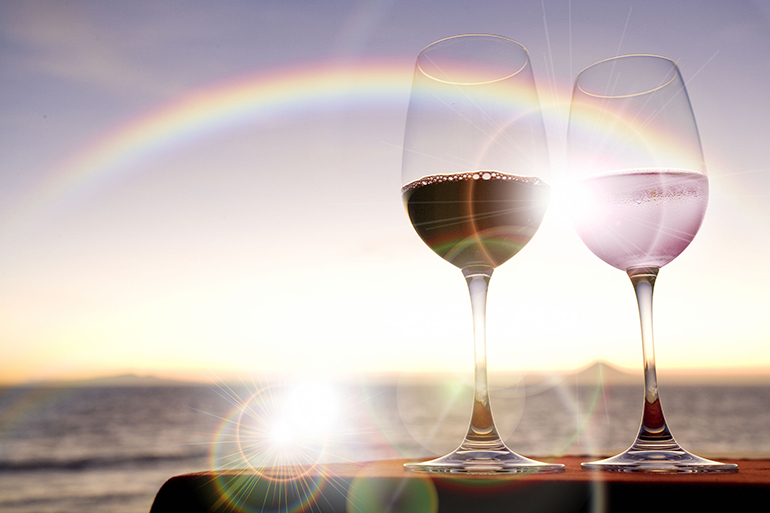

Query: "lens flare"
left=345, top=474, right=438, bottom=513
left=203, top=375, right=390, bottom=512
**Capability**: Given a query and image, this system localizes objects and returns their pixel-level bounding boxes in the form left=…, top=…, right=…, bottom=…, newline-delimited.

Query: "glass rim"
left=576, top=54, right=679, bottom=99
left=416, top=34, right=530, bottom=86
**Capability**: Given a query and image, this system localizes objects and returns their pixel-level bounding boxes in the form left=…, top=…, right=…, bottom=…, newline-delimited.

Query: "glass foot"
left=582, top=447, right=738, bottom=473
left=405, top=446, right=565, bottom=474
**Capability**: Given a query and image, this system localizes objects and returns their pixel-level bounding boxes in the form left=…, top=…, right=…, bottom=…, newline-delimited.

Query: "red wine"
left=403, top=171, right=549, bottom=269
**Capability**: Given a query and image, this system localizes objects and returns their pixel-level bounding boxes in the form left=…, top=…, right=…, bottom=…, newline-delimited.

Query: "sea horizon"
left=5, top=359, right=769, bottom=389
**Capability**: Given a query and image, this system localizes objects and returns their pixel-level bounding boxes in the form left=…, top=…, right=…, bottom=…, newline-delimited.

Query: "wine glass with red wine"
left=401, top=34, right=563, bottom=473
left=568, top=54, right=737, bottom=473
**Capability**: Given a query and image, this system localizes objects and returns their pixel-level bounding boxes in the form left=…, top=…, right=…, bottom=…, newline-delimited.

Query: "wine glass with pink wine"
left=401, top=34, right=564, bottom=473
left=568, top=54, right=737, bottom=473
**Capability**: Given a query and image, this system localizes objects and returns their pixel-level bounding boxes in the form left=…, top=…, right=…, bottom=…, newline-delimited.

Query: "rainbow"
left=17, top=59, right=413, bottom=224
left=14, top=56, right=731, bottom=227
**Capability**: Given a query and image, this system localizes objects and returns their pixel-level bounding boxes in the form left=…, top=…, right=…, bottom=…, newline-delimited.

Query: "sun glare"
left=543, top=169, right=579, bottom=228
left=207, top=377, right=365, bottom=477
left=203, top=376, right=388, bottom=512
left=268, top=381, right=341, bottom=447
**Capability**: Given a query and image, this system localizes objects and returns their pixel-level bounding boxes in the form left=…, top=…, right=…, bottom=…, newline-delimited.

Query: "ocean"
left=1, top=378, right=769, bottom=512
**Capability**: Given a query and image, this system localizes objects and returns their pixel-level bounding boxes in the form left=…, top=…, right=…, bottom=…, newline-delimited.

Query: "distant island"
left=13, top=373, right=208, bottom=388
left=511, top=361, right=770, bottom=386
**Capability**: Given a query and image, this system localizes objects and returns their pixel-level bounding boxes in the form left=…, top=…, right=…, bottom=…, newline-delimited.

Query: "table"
left=150, top=457, right=769, bottom=512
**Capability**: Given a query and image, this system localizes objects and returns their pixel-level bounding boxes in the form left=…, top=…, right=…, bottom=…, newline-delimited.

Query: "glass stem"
left=627, top=266, right=679, bottom=451
left=460, top=265, right=505, bottom=450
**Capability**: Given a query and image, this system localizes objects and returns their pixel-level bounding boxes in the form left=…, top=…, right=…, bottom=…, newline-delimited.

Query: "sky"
left=0, top=0, right=769, bottom=385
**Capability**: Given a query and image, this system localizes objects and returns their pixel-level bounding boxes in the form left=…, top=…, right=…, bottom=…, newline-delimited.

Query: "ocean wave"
left=0, top=492, right=147, bottom=510
left=0, top=451, right=208, bottom=473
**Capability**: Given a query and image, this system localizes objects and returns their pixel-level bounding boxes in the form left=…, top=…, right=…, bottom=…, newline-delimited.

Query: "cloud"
left=1, top=1, right=207, bottom=97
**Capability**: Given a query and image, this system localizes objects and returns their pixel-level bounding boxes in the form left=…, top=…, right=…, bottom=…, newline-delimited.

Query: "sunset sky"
left=1, top=0, right=768, bottom=385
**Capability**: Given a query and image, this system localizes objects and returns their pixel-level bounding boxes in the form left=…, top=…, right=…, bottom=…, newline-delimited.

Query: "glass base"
left=405, top=447, right=565, bottom=474
left=582, top=448, right=738, bottom=473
